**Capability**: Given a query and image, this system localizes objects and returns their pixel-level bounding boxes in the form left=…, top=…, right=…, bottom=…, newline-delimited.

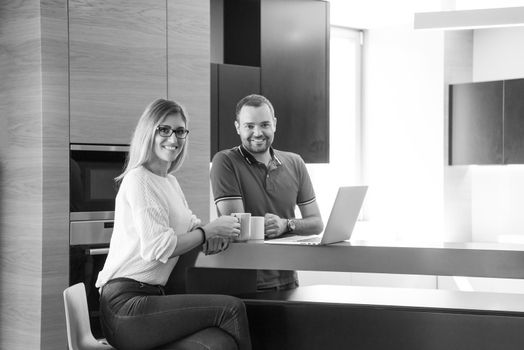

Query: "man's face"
left=235, top=104, right=277, bottom=155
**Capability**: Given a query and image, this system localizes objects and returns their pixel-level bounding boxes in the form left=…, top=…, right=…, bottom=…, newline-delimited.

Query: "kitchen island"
left=195, top=239, right=524, bottom=279
left=186, top=240, right=524, bottom=349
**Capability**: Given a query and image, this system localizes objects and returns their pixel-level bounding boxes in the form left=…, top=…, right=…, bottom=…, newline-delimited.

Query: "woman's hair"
left=116, top=98, right=189, bottom=182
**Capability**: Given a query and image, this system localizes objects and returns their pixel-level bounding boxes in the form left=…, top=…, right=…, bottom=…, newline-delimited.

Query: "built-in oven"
left=69, top=144, right=128, bottom=338
left=70, top=144, right=128, bottom=218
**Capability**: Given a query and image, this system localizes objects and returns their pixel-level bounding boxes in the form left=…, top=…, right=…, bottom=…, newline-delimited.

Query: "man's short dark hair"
left=235, top=94, right=275, bottom=121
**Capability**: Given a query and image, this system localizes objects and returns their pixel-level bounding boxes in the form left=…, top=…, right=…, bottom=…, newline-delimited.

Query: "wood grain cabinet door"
left=261, top=0, right=329, bottom=163
left=167, top=0, right=211, bottom=221
left=69, top=0, right=167, bottom=145
left=211, top=63, right=261, bottom=158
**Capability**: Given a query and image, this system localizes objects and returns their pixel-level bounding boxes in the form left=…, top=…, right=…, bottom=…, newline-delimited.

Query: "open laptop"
left=264, top=186, right=368, bottom=246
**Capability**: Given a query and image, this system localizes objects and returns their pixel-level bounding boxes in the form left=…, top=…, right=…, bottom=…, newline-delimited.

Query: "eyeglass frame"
left=156, top=125, right=190, bottom=139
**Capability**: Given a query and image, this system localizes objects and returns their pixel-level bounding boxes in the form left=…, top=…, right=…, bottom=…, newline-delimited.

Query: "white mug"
left=250, top=216, right=265, bottom=241
left=231, top=213, right=251, bottom=242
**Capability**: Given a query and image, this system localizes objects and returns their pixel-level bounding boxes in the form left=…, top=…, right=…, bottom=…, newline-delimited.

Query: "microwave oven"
left=70, top=144, right=129, bottom=221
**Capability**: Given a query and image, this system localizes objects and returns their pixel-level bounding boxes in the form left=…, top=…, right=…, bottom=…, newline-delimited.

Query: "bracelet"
left=195, top=227, right=206, bottom=245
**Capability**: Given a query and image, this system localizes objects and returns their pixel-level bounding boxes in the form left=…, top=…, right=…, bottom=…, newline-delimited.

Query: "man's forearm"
left=287, top=216, right=324, bottom=236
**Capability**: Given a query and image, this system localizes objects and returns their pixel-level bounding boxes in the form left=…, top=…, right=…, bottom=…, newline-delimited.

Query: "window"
left=304, top=27, right=364, bottom=224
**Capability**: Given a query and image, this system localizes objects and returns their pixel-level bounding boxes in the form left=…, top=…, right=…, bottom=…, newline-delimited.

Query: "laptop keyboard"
left=297, top=237, right=321, bottom=243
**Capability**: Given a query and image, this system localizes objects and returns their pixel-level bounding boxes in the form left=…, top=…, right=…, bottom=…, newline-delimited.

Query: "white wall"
left=362, top=26, right=445, bottom=243
left=473, top=26, right=524, bottom=81
left=469, top=27, right=524, bottom=244
left=443, top=30, right=474, bottom=242
left=438, top=26, right=524, bottom=293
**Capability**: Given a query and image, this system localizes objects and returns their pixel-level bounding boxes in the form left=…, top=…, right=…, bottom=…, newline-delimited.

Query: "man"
left=210, top=94, right=323, bottom=291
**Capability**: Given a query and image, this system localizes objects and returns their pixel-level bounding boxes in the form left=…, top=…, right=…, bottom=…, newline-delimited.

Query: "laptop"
left=264, top=186, right=368, bottom=246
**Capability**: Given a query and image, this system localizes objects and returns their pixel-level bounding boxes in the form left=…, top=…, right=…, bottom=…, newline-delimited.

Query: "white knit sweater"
left=96, top=166, right=201, bottom=288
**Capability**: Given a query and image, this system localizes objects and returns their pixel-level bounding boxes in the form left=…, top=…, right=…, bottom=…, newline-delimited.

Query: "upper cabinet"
left=211, top=63, right=261, bottom=156
left=69, top=0, right=166, bottom=145
left=503, top=79, right=524, bottom=164
left=211, top=0, right=329, bottom=163
left=449, top=78, right=524, bottom=165
left=449, top=81, right=503, bottom=165
left=167, top=0, right=211, bottom=220
left=261, top=0, right=329, bottom=163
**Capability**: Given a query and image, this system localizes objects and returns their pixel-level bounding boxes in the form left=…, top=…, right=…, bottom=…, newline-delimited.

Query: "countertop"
left=195, top=239, right=524, bottom=279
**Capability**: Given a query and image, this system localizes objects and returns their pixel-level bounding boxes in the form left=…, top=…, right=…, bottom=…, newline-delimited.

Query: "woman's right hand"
left=202, top=215, right=240, bottom=240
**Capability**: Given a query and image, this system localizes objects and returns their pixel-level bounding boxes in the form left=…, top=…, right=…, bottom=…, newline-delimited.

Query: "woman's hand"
left=202, top=236, right=231, bottom=255
left=202, top=215, right=240, bottom=240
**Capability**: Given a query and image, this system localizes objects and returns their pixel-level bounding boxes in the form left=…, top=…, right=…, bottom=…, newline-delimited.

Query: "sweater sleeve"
left=126, top=173, right=178, bottom=264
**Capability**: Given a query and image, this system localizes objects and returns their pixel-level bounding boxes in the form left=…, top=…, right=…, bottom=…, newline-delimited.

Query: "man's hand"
left=264, top=213, right=287, bottom=239
left=202, top=236, right=231, bottom=255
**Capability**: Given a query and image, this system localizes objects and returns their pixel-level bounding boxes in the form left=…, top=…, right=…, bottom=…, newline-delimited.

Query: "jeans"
left=100, top=278, right=252, bottom=350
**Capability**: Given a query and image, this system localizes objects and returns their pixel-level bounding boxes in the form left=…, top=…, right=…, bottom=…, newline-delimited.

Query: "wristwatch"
left=287, top=219, right=296, bottom=233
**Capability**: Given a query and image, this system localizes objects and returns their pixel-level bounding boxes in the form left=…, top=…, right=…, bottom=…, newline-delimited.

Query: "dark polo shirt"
left=210, top=145, right=316, bottom=289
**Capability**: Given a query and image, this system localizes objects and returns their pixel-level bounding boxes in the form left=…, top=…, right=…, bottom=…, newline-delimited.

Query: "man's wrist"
left=286, top=218, right=296, bottom=233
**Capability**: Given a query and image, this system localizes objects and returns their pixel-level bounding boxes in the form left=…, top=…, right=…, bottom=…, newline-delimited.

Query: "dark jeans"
left=100, top=278, right=252, bottom=350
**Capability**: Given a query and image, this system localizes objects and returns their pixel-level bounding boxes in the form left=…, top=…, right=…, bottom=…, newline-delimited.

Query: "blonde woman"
left=96, top=99, right=251, bottom=350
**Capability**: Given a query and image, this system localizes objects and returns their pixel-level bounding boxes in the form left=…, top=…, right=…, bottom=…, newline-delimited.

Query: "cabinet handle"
left=88, top=248, right=109, bottom=256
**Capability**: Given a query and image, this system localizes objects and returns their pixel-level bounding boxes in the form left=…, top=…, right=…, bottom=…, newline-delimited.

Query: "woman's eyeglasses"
left=157, top=125, right=190, bottom=139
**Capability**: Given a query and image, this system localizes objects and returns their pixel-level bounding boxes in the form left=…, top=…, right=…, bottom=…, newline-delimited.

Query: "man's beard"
left=244, top=137, right=271, bottom=154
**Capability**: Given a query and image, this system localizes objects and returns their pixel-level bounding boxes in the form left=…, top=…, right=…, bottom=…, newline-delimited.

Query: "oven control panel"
left=70, top=220, right=114, bottom=246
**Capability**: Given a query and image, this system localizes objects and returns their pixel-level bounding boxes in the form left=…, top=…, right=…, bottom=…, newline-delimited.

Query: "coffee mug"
left=231, top=213, right=251, bottom=242
left=250, top=216, right=265, bottom=240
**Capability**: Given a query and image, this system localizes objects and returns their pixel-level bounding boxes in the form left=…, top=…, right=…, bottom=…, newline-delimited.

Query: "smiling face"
left=235, top=104, right=277, bottom=156
left=148, top=113, right=186, bottom=176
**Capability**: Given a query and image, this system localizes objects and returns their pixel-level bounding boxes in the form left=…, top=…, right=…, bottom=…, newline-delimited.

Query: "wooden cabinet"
left=211, top=63, right=261, bottom=157
left=261, top=0, right=329, bottom=163
left=68, top=0, right=210, bottom=218
left=69, top=0, right=166, bottom=145
left=449, top=81, right=503, bottom=165
left=167, top=0, right=211, bottom=221
left=212, top=0, right=329, bottom=163
left=450, top=78, right=524, bottom=165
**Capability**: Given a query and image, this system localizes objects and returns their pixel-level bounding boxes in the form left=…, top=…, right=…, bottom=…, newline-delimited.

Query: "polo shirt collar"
left=237, top=145, right=282, bottom=166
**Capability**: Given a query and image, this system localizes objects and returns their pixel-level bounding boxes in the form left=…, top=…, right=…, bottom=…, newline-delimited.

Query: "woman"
left=96, top=98, right=252, bottom=350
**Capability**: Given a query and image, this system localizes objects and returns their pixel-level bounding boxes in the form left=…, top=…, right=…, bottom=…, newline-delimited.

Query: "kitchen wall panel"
left=168, top=0, right=211, bottom=222
left=0, top=0, right=43, bottom=348
left=41, top=0, right=70, bottom=347
left=69, top=0, right=167, bottom=145
left=0, top=0, right=69, bottom=348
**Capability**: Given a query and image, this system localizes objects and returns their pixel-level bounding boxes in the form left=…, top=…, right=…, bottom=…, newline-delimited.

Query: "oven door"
left=70, top=144, right=128, bottom=221
left=70, top=244, right=108, bottom=339
left=70, top=220, right=113, bottom=339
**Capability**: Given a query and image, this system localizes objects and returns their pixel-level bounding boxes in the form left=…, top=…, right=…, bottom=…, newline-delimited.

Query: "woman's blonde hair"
left=116, top=98, right=189, bottom=182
